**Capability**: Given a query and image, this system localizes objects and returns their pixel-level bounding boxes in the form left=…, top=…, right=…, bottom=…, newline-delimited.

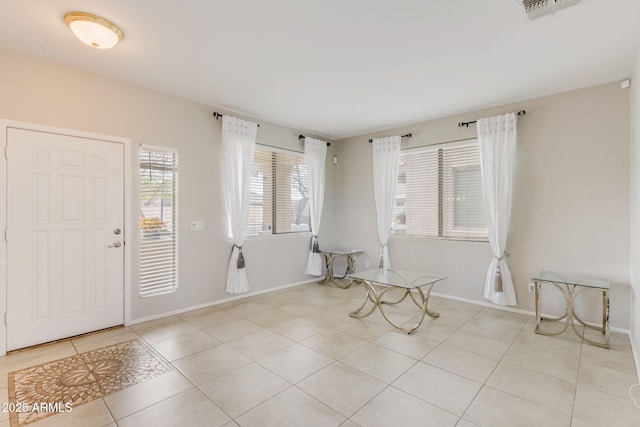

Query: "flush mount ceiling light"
left=521, top=0, right=581, bottom=20
left=64, top=12, right=124, bottom=49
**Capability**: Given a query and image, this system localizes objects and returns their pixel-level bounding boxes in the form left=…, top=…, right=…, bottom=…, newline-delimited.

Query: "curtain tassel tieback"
left=233, top=244, right=245, bottom=269
left=378, top=244, right=387, bottom=269
left=493, top=252, right=508, bottom=293
left=311, top=235, right=320, bottom=253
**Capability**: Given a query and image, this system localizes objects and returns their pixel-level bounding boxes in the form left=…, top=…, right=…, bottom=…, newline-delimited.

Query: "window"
left=392, top=140, right=487, bottom=240
left=242, top=146, right=310, bottom=237
left=139, top=145, right=178, bottom=296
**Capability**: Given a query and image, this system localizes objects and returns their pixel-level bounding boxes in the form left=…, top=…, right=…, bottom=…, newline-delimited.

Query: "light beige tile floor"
left=0, top=281, right=638, bottom=426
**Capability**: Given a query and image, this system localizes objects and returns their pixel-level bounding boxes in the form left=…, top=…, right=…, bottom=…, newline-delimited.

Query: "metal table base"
left=319, top=249, right=362, bottom=289
left=349, top=279, right=440, bottom=334
left=534, top=278, right=610, bottom=349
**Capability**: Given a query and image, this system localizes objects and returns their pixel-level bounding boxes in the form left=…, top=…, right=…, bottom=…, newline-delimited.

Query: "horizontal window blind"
left=243, top=146, right=310, bottom=237
left=139, top=146, right=178, bottom=296
left=392, top=141, right=488, bottom=240
left=274, top=150, right=310, bottom=234
left=248, top=149, right=273, bottom=236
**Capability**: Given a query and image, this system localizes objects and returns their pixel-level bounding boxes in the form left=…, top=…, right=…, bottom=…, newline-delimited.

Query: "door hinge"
left=3, top=228, right=7, bottom=241
left=3, top=146, right=7, bottom=159
left=4, top=313, right=7, bottom=326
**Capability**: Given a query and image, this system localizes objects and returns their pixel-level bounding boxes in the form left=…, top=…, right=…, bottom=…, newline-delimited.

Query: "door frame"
left=0, top=119, right=132, bottom=356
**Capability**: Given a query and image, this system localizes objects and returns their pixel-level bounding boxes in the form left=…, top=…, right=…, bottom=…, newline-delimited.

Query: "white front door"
left=6, top=128, right=124, bottom=350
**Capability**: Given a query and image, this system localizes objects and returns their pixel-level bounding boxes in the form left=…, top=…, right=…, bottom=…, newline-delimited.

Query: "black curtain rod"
left=256, top=143, right=303, bottom=155
left=368, top=133, right=412, bottom=143
left=213, top=112, right=260, bottom=127
left=298, top=134, right=330, bottom=146
left=458, top=110, right=526, bottom=128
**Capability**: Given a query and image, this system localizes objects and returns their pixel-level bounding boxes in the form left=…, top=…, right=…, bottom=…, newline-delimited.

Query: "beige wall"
left=629, top=42, right=640, bottom=368
left=0, top=49, right=334, bottom=321
left=332, top=82, right=631, bottom=329
left=0, top=48, right=633, bottom=332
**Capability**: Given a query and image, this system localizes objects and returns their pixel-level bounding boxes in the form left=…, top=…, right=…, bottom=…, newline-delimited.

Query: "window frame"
left=237, top=144, right=311, bottom=239
left=138, top=144, right=179, bottom=297
left=392, top=139, right=489, bottom=242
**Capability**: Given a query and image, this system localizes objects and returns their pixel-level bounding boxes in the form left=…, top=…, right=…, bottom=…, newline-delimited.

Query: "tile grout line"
left=186, top=303, right=364, bottom=424
left=569, top=338, right=584, bottom=426
left=456, top=309, right=528, bottom=424
left=472, top=319, right=584, bottom=423
left=341, top=347, right=425, bottom=424
left=4, top=283, right=637, bottom=426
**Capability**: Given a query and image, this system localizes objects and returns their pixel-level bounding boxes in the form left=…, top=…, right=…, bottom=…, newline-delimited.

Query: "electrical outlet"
left=190, top=221, right=204, bottom=231
left=364, top=259, right=370, bottom=268
left=528, top=282, right=535, bottom=293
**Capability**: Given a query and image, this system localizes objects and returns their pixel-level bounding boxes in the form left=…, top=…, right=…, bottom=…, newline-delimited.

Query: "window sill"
left=229, top=231, right=312, bottom=242
left=140, top=286, right=178, bottom=298
left=391, top=234, right=489, bottom=244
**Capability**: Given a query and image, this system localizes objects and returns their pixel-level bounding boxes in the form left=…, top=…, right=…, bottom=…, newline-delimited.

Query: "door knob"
left=114, top=228, right=122, bottom=235
left=108, top=242, right=122, bottom=248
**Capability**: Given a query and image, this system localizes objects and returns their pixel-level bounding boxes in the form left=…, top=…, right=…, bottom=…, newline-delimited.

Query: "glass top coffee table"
left=346, top=269, right=446, bottom=334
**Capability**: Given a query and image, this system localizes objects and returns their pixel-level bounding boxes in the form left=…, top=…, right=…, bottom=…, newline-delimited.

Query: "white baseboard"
left=127, top=278, right=319, bottom=326
left=129, top=282, right=639, bottom=380
left=128, top=280, right=632, bottom=336
left=431, top=291, right=535, bottom=317
left=631, top=332, right=640, bottom=384
left=430, top=291, right=631, bottom=335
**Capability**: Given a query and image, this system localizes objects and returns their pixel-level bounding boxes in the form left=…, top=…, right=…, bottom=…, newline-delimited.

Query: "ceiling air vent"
left=523, top=0, right=581, bottom=20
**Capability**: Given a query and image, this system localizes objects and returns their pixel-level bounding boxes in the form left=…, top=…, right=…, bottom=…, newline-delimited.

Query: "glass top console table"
left=319, top=248, right=363, bottom=289
left=532, top=272, right=610, bottom=348
left=346, top=269, right=446, bottom=334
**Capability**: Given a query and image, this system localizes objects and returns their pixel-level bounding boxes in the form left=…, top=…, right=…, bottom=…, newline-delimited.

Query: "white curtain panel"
left=222, top=115, right=258, bottom=294
left=304, top=137, right=327, bottom=276
left=477, top=112, right=517, bottom=306
left=372, top=136, right=401, bottom=270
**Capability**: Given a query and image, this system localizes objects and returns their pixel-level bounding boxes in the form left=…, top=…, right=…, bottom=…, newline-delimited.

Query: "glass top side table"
left=532, top=271, right=610, bottom=348
left=319, top=248, right=363, bottom=289
left=346, top=268, right=446, bottom=334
